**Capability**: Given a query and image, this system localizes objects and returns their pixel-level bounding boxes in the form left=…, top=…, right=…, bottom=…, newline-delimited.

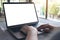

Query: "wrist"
left=27, top=29, right=38, bottom=35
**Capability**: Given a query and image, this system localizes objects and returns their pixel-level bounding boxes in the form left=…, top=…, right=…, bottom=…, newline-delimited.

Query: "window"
left=32, top=0, right=60, bottom=22
left=0, top=0, right=7, bottom=11
left=32, top=0, right=46, bottom=18
left=10, top=0, right=27, bottom=2
left=48, top=0, right=60, bottom=22
left=0, top=0, right=7, bottom=16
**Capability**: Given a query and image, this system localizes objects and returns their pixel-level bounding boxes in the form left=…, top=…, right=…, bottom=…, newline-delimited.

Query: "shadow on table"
left=50, top=31, right=60, bottom=40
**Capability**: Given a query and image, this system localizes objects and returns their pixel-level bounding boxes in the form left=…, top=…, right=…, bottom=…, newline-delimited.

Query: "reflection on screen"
left=4, top=3, right=38, bottom=26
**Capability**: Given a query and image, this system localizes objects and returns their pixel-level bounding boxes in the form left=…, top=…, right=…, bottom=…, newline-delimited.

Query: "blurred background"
left=0, top=0, right=60, bottom=22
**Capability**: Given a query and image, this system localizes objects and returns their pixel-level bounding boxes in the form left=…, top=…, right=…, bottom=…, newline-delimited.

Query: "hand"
left=21, top=25, right=38, bottom=34
left=37, top=24, right=54, bottom=33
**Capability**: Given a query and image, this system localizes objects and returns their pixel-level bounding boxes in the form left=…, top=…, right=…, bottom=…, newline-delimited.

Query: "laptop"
left=3, top=2, right=38, bottom=39
left=3, top=2, right=38, bottom=28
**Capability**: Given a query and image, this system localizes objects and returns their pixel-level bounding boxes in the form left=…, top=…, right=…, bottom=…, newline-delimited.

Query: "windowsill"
left=38, top=15, right=45, bottom=18
left=38, top=17, right=60, bottom=27
left=47, top=17, right=60, bottom=22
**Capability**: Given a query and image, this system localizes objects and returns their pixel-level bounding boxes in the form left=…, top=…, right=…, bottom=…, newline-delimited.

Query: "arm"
left=21, top=25, right=38, bottom=40
left=26, top=26, right=38, bottom=40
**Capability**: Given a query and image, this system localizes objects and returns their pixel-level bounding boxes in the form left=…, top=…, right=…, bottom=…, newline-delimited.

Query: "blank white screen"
left=4, top=4, right=38, bottom=26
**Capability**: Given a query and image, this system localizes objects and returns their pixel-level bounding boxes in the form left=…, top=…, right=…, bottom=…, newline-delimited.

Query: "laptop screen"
left=3, top=3, right=38, bottom=27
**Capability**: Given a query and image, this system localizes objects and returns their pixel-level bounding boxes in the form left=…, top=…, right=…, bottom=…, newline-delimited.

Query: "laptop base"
left=7, top=27, right=26, bottom=40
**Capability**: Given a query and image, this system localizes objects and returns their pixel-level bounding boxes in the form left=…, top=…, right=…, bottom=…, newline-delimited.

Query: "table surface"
left=0, top=27, right=60, bottom=40
left=0, top=18, right=60, bottom=40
